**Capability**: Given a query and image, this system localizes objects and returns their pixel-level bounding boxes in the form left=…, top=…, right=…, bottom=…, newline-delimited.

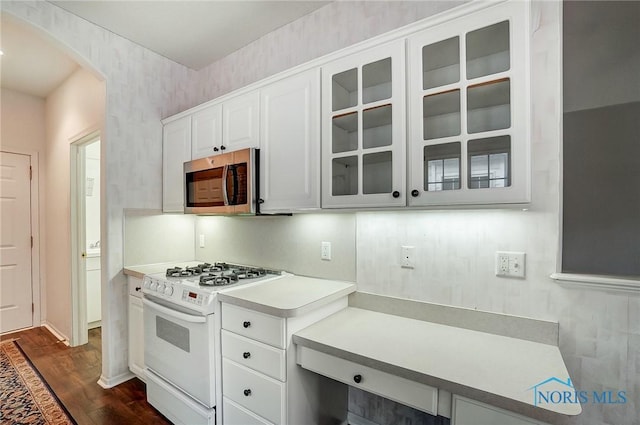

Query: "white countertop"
left=123, top=261, right=200, bottom=279
left=218, top=275, right=356, bottom=318
left=293, top=307, right=581, bottom=418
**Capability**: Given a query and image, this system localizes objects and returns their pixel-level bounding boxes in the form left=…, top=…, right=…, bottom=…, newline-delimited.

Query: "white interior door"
left=0, top=152, right=33, bottom=334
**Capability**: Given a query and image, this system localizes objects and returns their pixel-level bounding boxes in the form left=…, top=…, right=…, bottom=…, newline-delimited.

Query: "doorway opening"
left=70, top=133, right=101, bottom=346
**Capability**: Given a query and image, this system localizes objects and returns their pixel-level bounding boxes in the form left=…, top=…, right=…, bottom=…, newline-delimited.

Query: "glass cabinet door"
left=322, top=40, right=406, bottom=208
left=408, top=1, right=529, bottom=206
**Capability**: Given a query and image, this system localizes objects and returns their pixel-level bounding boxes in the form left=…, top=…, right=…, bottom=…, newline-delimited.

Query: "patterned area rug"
left=0, top=339, right=76, bottom=424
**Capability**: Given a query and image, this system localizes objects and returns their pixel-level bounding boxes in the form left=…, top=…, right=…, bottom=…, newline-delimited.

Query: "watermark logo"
left=528, top=377, right=627, bottom=406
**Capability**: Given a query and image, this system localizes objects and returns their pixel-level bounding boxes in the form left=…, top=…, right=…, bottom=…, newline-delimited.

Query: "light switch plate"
left=321, top=241, right=332, bottom=261
left=401, top=246, right=415, bottom=268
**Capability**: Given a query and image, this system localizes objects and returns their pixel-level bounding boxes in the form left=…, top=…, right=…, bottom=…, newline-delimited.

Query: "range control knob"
left=157, top=284, right=166, bottom=293
left=143, top=280, right=151, bottom=289
left=150, top=282, right=158, bottom=291
left=164, top=286, right=174, bottom=296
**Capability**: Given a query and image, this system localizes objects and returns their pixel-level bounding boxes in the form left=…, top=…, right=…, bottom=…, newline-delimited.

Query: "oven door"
left=143, top=295, right=216, bottom=407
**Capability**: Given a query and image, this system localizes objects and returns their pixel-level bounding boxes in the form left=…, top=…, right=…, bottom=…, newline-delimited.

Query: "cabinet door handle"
left=135, top=287, right=141, bottom=292
left=243, top=389, right=252, bottom=396
left=213, top=147, right=219, bottom=152
left=411, top=189, right=419, bottom=197
left=220, top=145, right=227, bottom=151
left=243, top=352, right=251, bottom=359
left=243, top=321, right=251, bottom=328
left=353, top=374, right=362, bottom=384
left=392, top=191, right=400, bottom=198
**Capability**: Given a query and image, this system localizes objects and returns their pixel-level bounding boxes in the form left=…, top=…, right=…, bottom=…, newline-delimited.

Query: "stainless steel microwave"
left=184, top=148, right=257, bottom=214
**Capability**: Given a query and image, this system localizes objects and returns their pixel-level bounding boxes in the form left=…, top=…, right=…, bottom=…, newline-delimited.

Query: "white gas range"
left=142, top=262, right=284, bottom=425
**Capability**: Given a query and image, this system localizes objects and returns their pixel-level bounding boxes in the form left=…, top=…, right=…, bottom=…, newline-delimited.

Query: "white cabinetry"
left=192, top=104, right=223, bottom=159
left=86, top=255, right=101, bottom=326
left=162, top=116, right=191, bottom=212
left=127, top=276, right=145, bottom=380
left=220, top=302, right=347, bottom=425
left=322, top=39, right=406, bottom=208
left=223, top=91, right=260, bottom=152
left=407, top=1, right=530, bottom=206
left=452, top=395, right=550, bottom=425
left=260, top=69, right=321, bottom=212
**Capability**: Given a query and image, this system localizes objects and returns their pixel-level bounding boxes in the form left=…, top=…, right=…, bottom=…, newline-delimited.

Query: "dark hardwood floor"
left=1, top=326, right=172, bottom=425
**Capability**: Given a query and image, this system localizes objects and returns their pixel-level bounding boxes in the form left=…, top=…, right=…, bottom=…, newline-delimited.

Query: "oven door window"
left=186, top=167, right=225, bottom=207
left=156, top=316, right=190, bottom=352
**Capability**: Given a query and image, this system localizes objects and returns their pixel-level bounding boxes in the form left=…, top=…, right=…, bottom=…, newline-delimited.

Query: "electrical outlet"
left=199, top=234, right=205, bottom=248
left=321, top=241, right=332, bottom=261
left=495, top=251, right=526, bottom=278
left=401, top=246, right=415, bottom=269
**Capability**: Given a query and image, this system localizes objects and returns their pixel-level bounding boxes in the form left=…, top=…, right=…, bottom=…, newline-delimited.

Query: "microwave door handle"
left=222, top=164, right=230, bottom=206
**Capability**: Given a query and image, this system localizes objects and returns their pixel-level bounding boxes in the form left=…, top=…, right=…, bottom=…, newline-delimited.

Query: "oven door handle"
left=142, top=297, right=206, bottom=323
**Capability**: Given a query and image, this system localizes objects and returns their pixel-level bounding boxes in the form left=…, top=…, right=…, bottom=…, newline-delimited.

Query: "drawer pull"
left=353, top=374, right=362, bottom=384
left=243, top=389, right=252, bottom=396
left=243, top=351, right=251, bottom=359
left=243, top=321, right=251, bottom=328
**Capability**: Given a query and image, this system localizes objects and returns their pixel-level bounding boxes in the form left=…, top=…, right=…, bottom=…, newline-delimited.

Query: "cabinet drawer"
left=223, top=397, right=274, bottom=425
left=222, top=330, right=286, bottom=381
left=297, top=346, right=438, bottom=416
left=222, top=303, right=285, bottom=348
left=452, top=395, right=547, bottom=425
left=223, top=358, right=285, bottom=424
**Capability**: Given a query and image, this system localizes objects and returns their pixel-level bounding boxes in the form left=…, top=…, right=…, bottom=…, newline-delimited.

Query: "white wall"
left=1, top=0, right=197, bottom=385
left=123, top=211, right=195, bottom=267
left=195, top=214, right=356, bottom=282
left=44, top=67, right=105, bottom=339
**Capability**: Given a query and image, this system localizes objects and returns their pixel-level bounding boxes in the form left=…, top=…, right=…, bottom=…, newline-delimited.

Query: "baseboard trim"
left=42, top=323, right=69, bottom=346
left=98, top=371, right=135, bottom=389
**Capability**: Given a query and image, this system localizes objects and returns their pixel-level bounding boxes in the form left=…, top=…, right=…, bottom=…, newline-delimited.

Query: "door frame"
left=70, top=130, right=101, bottom=346
left=0, top=149, right=42, bottom=332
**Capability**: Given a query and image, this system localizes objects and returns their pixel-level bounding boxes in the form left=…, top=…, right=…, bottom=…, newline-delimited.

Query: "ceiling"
left=1, top=0, right=329, bottom=98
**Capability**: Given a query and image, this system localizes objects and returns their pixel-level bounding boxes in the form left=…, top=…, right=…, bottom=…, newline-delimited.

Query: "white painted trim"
left=42, top=322, right=69, bottom=346
left=97, top=370, right=135, bottom=389
left=162, top=0, right=508, bottom=124
left=551, top=273, right=640, bottom=294
left=69, top=130, right=101, bottom=347
left=0, top=148, right=42, bottom=333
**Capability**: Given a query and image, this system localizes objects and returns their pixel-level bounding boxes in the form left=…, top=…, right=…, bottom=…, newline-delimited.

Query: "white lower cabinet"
left=223, top=398, right=273, bottom=425
left=452, top=395, right=550, bottom=425
left=221, top=301, right=348, bottom=424
left=127, top=276, right=145, bottom=380
left=223, top=358, right=285, bottom=424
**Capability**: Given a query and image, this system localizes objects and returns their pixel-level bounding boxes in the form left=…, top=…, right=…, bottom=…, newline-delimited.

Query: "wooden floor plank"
left=1, top=326, right=172, bottom=425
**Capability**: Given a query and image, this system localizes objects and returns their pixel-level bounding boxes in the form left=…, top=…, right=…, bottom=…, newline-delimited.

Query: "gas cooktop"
left=142, top=262, right=283, bottom=314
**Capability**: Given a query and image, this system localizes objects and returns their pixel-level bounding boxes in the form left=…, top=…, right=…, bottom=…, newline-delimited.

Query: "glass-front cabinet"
left=408, top=1, right=529, bottom=206
left=322, top=40, right=406, bottom=208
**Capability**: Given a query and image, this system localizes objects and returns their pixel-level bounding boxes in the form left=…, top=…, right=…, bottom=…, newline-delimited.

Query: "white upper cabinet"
left=321, top=39, right=406, bottom=208
left=407, top=1, right=530, bottom=206
left=260, top=69, right=321, bottom=213
left=223, top=91, right=260, bottom=152
left=191, top=104, right=223, bottom=159
left=163, top=116, right=191, bottom=213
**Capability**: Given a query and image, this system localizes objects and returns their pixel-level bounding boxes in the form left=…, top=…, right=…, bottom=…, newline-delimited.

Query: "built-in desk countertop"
left=293, top=293, right=581, bottom=424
